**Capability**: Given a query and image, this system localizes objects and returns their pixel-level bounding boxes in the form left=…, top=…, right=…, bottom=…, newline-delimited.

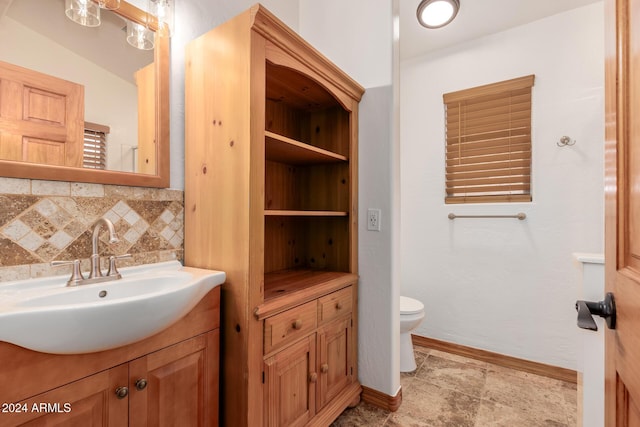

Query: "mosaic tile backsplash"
left=0, top=178, right=184, bottom=282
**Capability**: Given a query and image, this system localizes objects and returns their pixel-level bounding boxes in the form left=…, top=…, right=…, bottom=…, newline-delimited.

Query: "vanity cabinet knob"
left=320, top=364, right=329, bottom=373
left=335, top=302, right=343, bottom=310
left=135, top=378, right=148, bottom=391
left=115, top=386, right=129, bottom=399
left=309, top=373, right=317, bottom=383
left=292, top=319, right=303, bottom=330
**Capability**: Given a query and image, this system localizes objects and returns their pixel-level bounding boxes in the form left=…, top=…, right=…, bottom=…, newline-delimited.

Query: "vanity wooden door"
left=128, top=331, right=219, bottom=427
left=0, top=60, right=84, bottom=167
left=604, top=0, right=640, bottom=424
left=2, top=365, right=128, bottom=427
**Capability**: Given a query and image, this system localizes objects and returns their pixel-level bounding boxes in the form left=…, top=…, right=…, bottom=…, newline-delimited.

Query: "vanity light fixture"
left=65, top=0, right=101, bottom=27
left=126, top=20, right=155, bottom=50
left=148, top=0, right=174, bottom=36
left=416, top=0, right=460, bottom=29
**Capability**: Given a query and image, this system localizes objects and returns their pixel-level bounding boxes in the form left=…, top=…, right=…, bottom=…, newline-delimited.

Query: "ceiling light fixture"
left=416, top=0, right=460, bottom=29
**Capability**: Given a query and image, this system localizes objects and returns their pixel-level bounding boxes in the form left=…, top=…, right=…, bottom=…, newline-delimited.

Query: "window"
left=83, top=122, right=108, bottom=170
left=443, top=75, right=535, bottom=203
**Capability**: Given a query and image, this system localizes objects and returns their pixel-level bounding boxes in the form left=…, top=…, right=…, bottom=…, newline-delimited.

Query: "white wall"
left=299, top=0, right=399, bottom=397
left=0, top=17, right=138, bottom=172
left=170, top=0, right=299, bottom=189
left=400, top=2, right=604, bottom=370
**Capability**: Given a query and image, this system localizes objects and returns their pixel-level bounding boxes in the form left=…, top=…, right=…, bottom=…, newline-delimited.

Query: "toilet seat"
left=400, top=296, right=424, bottom=315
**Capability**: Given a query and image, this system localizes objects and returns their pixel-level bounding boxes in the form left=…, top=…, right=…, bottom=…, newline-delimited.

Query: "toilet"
left=400, top=296, right=425, bottom=372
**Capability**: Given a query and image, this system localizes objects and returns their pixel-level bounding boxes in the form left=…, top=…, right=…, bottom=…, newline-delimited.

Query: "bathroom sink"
left=0, top=261, right=225, bottom=354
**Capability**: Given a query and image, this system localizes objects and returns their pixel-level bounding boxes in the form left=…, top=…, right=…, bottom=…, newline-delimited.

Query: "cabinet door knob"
left=135, top=378, right=148, bottom=391
left=115, top=386, right=129, bottom=399
left=320, top=364, right=329, bottom=373
left=292, top=319, right=303, bottom=330
left=335, top=301, right=343, bottom=310
left=309, top=372, right=317, bottom=383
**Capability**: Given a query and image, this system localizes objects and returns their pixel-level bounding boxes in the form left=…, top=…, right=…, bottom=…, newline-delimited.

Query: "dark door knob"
left=575, top=292, right=616, bottom=331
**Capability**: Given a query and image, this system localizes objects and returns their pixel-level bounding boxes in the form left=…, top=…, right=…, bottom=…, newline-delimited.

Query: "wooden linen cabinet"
left=184, top=4, right=364, bottom=426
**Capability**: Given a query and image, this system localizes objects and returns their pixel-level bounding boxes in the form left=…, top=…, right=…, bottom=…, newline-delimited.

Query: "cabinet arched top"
left=251, top=3, right=364, bottom=109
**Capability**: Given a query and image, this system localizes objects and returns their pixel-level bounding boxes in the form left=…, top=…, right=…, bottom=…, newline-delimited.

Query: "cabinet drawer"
left=264, top=301, right=317, bottom=354
left=318, top=286, right=352, bottom=325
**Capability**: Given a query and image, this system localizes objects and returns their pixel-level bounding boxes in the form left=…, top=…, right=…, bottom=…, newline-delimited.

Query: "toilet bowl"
left=400, top=296, right=425, bottom=372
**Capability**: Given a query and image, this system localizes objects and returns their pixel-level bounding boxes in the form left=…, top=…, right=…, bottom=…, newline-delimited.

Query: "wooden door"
left=317, top=316, right=352, bottom=410
left=264, top=335, right=316, bottom=427
left=605, top=0, right=640, bottom=424
left=3, top=365, right=128, bottom=427
left=0, top=60, right=84, bottom=167
left=129, top=331, right=219, bottom=427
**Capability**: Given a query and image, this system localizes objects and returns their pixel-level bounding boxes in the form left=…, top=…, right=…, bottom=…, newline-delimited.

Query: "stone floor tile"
left=475, top=399, right=569, bottom=427
left=415, top=355, right=487, bottom=398
left=331, top=402, right=390, bottom=427
left=482, top=370, right=568, bottom=425
left=392, top=379, right=481, bottom=427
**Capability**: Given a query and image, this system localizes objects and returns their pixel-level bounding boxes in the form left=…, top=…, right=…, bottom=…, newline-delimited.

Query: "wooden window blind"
left=83, top=121, right=109, bottom=170
left=443, top=75, right=535, bottom=204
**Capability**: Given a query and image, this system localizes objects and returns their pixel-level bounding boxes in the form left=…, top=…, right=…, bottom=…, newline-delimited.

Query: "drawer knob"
left=309, top=372, right=318, bottom=383
left=115, top=386, right=129, bottom=399
left=135, top=378, right=148, bottom=391
left=321, top=364, right=329, bottom=373
left=292, top=319, right=303, bottom=330
left=335, top=302, right=343, bottom=310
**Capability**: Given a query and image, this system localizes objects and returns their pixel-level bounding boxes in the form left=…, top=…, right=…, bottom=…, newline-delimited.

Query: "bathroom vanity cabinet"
left=0, top=287, right=220, bottom=427
left=184, top=5, right=364, bottom=427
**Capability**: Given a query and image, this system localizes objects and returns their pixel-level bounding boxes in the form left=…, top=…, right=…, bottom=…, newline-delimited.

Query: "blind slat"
left=446, top=167, right=531, bottom=180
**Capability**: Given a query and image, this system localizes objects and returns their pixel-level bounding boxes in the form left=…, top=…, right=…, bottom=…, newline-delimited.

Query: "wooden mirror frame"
left=0, top=1, right=170, bottom=188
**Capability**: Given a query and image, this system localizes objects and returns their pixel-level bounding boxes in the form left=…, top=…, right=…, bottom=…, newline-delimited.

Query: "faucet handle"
left=51, top=259, right=85, bottom=286
left=107, top=254, right=132, bottom=278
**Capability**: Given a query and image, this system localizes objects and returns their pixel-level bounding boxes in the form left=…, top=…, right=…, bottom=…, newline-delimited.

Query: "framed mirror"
left=0, top=0, right=169, bottom=187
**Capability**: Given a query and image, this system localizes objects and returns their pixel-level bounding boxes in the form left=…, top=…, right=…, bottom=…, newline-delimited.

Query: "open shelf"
left=265, top=131, right=347, bottom=165
left=265, top=210, right=348, bottom=217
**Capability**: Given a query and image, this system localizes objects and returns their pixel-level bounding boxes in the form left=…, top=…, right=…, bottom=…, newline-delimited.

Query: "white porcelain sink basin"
left=0, top=261, right=225, bottom=354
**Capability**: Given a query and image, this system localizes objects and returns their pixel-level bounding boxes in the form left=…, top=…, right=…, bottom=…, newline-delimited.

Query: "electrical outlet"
left=367, top=208, right=381, bottom=231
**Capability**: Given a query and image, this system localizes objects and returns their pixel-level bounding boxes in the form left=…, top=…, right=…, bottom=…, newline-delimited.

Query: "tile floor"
left=333, top=344, right=577, bottom=427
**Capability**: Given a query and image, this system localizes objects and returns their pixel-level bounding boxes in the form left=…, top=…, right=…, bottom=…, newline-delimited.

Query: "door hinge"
left=262, top=371, right=265, bottom=384
left=350, top=367, right=353, bottom=375
left=351, top=319, right=353, bottom=327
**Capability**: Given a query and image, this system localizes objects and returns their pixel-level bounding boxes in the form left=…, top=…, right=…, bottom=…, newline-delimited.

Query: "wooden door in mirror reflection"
left=0, top=60, right=84, bottom=167
left=135, top=62, right=156, bottom=175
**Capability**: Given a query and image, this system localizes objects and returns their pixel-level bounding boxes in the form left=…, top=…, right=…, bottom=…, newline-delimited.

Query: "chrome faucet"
left=51, top=218, right=131, bottom=286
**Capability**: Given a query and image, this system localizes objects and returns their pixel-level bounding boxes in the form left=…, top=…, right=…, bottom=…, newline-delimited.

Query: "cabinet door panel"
left=5, top=365, right=128, bottom=427
left=129, top=331, right=219, bottom=427
left=264, top=335, right=316, bottom=427
left=317, top=316, right=352, bottom=410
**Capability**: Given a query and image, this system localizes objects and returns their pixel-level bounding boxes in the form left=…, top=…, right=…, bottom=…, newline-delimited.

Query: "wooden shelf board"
left=255, top=269, right=357, bottom=319
left=265, top=131, right=347, bottom=164
left=265, top=210, right=348, bottom=217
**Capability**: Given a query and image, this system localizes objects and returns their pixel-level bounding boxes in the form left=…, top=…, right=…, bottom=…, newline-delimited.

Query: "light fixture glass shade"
left=65, top=0, right=101, bottom=27
left=417, top=0, right=460, bottom=29
left=127, top=21, right=155, bottom=50
left=148, top=0, right=174, bottom=36
left=96, top=0, right=121, bottom=10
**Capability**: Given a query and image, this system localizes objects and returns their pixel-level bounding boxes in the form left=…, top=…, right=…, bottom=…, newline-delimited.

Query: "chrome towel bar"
left=448, top=213, right=527, bottom=220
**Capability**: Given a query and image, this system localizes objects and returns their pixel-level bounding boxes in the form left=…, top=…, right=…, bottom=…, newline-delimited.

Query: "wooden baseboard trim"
left=412, top=335, right=577, bottom=384
left=361, top=385, right=402, bottom=412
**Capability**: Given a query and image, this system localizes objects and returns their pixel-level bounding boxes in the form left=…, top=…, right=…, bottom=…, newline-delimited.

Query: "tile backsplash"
left=0, top=178, right=184, bottom=282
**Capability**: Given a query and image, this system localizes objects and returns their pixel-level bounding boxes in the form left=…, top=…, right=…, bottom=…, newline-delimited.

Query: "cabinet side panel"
left=184, top=10, right=254, bottom=427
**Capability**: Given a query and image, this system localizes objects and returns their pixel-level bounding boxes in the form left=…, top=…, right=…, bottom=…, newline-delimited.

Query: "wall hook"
left=557, top=136, right=576, bottom=147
